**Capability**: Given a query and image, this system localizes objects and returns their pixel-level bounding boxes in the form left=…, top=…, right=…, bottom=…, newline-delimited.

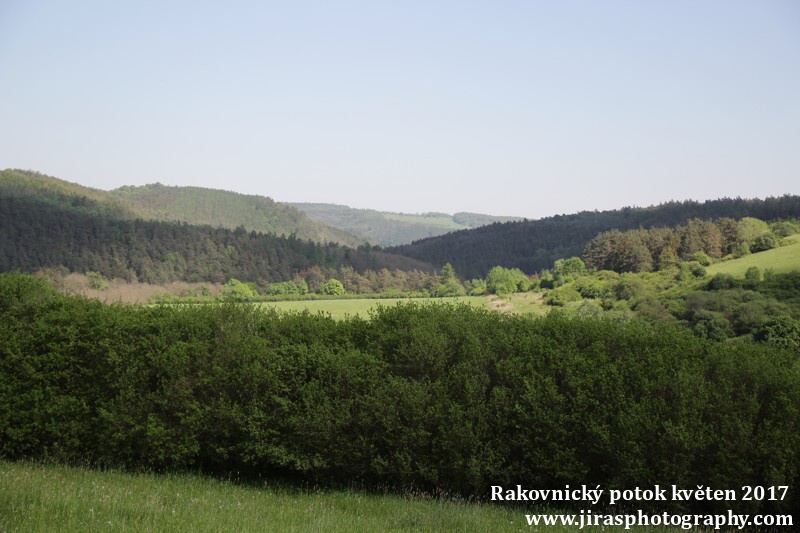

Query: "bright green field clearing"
left=707, top=236, right=800, bottom=277
left=0, top=461, right=620, bottom=533
left=259, top=296, right=488, bottom=319
left=382, top=212, right=465, bottom=229
left=258, top=294, right=551, bottom=320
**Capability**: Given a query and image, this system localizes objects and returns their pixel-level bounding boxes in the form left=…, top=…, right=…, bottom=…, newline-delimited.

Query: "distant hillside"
left=0, top=169, right=431, bottom=283
left=390, top=196, right=800, bottom=278
left=291, top=203, right=523, bottom=246
left=0, top=195, right=432, bottom=284
left=0, top=169, right=140, bottom=219
left=112, top=184, right=365, bottom=247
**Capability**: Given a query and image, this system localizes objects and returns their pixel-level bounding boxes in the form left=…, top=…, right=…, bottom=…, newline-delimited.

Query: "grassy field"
left=0, top=461, right=627, bottom=533
left=258, top=294, right=552, bottom=319
left=485, top=292, right=549, bottom=316
left=382, top=212, right=466, bottom=230
left=707, top=236, right=800, bottom=277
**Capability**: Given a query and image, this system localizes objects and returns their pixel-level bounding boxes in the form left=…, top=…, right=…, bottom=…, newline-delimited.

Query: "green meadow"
left=707, top=236, right=800, bottom=277
left=256, top=294, right=551, bottom=319
left=382, top=212, right=466, bottom=230
left=258, top=296, right=488, bottom=319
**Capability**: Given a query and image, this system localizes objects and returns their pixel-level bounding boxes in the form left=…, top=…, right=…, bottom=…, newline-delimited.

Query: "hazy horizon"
left=2, top=1, right=798, bottom=219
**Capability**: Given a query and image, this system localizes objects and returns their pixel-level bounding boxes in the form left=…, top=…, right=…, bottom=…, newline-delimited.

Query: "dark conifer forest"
left=391, top=196, right=800, bottom=278
left=0, top=196, right=431, bottom=284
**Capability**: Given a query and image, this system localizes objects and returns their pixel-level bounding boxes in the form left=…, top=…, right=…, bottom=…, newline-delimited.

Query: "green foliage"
left=771, top=220, right=799, bottom=237
left=614, top=274, right=652, bottom=301
left=546, top=285, right=581, bottom=306
left=432, top=262, right=466, bottom=297
left=320, top=278, right=346, bottom=295
left=465, top=278, right=486, bottom=296
left=691, top=251, right=712, bottom=266
left=219, top=278, right=256, bottom=301
left=708, top=273, right=735, bottom=290
left=754, top=316, right=800, bottom=349
left=692, top=310, right=734, bottom=341
left=2, top=273, right=800, bottom=515
left=552, top=256, right=586, bottom=285
left=263, top=280, right=307, bottom=296
left=572, top=276, right=609, bottom=299
left=737, top=217, right=771, bottom=245
left=677, top=261, right=706, bottom=281
left=751, top=233, right=779, bottom=253
left=485, top=266, right=530, bottom=295
left=745, top=266, right=762, bottom=282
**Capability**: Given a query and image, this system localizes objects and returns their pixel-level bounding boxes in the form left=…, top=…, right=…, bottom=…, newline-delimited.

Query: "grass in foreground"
left=0, top=461, right=626, bottom=532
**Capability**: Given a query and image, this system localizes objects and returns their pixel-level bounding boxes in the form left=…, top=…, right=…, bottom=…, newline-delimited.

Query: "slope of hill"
left=707, top=235, right=800, bottom=277
left=0, top=169, right=140, bottom=219
left=112, top=184, right=365, bottom=247
left=291, top=203, right=523, bottom=247
left=390, top=196, right=800, bottom=278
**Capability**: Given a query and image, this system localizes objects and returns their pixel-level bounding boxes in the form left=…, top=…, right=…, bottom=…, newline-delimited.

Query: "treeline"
left=390, top=195, right=800, bottom=278
left=159, top=266, right=450, bottom=303
left=0, top=197, right=431, bottom=285
left=584, top=217, right=797, bottom=273
left=1, top=273, right=798, bottom=515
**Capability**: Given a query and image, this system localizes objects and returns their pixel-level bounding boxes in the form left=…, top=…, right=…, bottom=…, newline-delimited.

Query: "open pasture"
left=707, top=236, right=800, bottom=277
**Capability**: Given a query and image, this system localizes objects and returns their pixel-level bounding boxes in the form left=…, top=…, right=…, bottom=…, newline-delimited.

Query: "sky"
left=1, top=1, right=798, bottom=219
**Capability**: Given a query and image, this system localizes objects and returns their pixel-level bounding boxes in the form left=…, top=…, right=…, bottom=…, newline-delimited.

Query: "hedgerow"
left=1, top=273, right=798, bottom=514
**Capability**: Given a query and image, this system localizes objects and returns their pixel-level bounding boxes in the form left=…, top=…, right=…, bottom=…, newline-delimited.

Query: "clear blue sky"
left=1, top=1, right=798, bottom=218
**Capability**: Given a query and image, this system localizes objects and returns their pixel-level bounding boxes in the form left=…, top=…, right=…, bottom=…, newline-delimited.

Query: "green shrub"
left=320, top=279, right=346, bottom=295
left=546, top=285, right=581, bottom=306
left=708, top=273, right=736, bottom=290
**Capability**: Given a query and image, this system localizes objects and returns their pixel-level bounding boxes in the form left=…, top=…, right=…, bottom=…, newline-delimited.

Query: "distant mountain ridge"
left=291, top=202, right=524, bottom=246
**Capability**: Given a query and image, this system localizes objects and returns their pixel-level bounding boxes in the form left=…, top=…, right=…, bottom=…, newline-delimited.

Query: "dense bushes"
left=1, top=273, right=799, bottom=514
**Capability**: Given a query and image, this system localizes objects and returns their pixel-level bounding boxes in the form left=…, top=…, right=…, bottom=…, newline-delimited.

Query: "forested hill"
left=291, top=203, right=523, bottom=247
left=0, top=169, right=141, bottom=219
left=0, top=195, right=432, bottom=284
left=390, top=196, right=800, bottom=278
left=112, top=184, right=366, bottom=247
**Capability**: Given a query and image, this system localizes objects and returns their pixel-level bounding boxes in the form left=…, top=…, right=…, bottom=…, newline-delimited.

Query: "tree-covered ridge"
left=0, top=169, right=141, bottom=220
left=390, top=195, right=800, bottom=278
left=291, top=202, right=523, bottom=247
left=0, top=196, right=432, bottom=284
left=112, top=184, right=366, bottom=247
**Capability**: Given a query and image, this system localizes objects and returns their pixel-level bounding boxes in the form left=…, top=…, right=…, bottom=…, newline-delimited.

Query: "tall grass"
left=0, top=461, right=586, bottom=532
